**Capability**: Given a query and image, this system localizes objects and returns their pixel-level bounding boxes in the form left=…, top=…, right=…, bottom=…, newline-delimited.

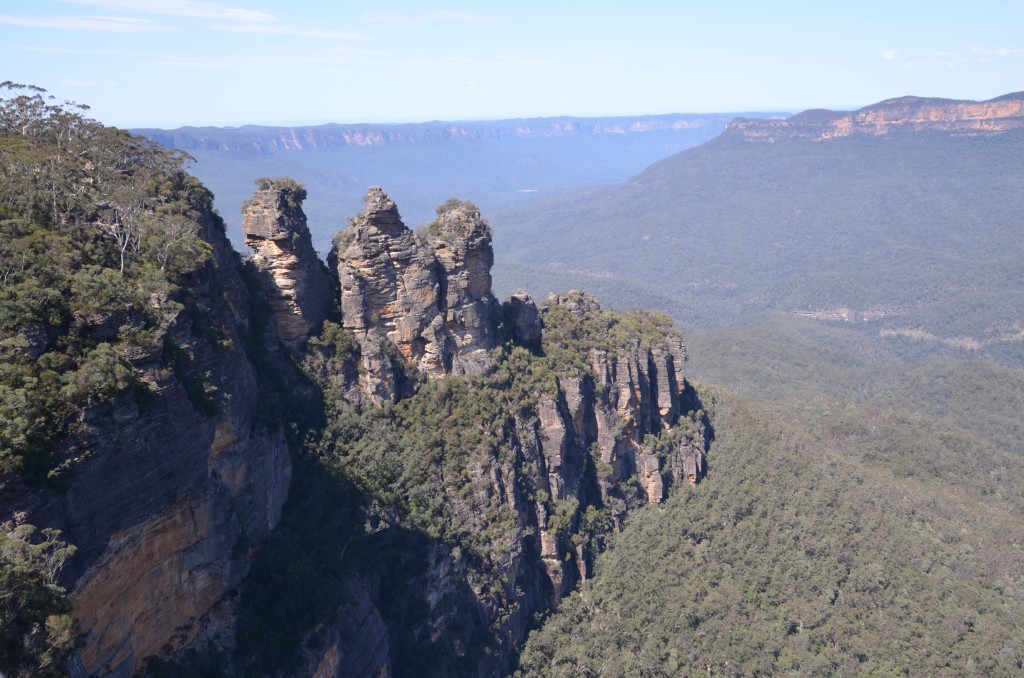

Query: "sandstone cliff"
left=331, top=188, right=497, bottom=404
left=1, top=164, right=706, bottom=677
left=243, top=178, right=333, bottom=348
left=340, top=288, right=707, bottom=676
left=1, top=198, right=291, bottom=677
left=726, top=91, right=1024, bottom=142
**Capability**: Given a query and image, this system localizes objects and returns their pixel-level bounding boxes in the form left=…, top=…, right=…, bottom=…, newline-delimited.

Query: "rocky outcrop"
left=502, top=292, right=542, bottom=345
left=331, top=188, right=497, bottom=403
left=243, top=178, right=333, bottom=347
left=726, top=91, right=1024, bottom=142
left=425, top=199, right=498, bottom=376
left=542, top=292, right=706, bottom=505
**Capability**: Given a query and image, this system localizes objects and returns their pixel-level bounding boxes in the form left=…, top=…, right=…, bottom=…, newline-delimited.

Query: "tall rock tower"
left=331, top=187, right=498, bottom=403
left=242, top=178, right=333, bottom=348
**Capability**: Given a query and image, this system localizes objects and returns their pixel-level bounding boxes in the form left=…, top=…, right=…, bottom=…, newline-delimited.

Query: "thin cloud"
left=363, top=10, right=504, bottom=26
left=880, top=48, right=898, bottom=61
left=57, top=0, right=276, bottom=23
left=217, top=23, right=369, bottom=40
left=14, top=44, right=378, bottom=70
left=0, top=13, right=170, bottom=32
left=969, top=45, right=1022, bottom=59
left=426, top=11, right=504, bottom=24
left=45, top=1, right=366, bottom=41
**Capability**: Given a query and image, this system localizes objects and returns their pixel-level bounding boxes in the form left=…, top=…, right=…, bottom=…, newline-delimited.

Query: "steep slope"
left=0, top=85, right=291, bottom=676
left=232, top=189, right=709, bottom=677
left=726, top=91, right=1024, bottom=141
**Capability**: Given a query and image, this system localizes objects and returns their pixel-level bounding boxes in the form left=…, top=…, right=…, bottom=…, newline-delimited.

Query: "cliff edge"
left=726, top=91, right=1024, bottom=142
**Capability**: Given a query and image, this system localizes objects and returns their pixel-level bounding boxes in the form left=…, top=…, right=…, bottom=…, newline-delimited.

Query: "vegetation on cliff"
left=0, top=526, right=76, bottom=677
left=1, top=83, right=281, bottom=677
left=236, top=291, right=702, bottom=675
left=0, top=82, right=216, bottom=484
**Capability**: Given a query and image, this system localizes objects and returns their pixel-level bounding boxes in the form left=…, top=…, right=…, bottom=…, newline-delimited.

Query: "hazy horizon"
left=3, top=0, right=1022, bottom=128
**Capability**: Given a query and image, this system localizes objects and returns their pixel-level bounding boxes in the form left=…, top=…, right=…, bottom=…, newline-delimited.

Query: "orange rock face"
left=727, top=92, right=1024, bottom=142
left=243, top=178, right=333, bottom=348
left=333, top=188, right=496, bottom=404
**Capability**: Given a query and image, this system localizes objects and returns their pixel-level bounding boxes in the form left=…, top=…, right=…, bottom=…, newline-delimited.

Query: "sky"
left=2, top=0, right=1023, bottom=128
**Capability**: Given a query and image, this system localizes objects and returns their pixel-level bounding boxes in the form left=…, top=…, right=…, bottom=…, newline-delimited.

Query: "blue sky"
left=2, top=0, right=1022, bottom=128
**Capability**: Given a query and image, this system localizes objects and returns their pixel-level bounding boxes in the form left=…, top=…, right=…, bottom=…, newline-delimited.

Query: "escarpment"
left=726, top=91, right=1024, bottom=142
left=2, top=155, right=705, bottom=678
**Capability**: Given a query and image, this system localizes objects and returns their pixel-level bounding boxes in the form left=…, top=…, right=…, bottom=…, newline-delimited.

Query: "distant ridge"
left=724, top=92, right=1024, bottom=142
left=134, top=110, right=780, bottom=252
left=135, top=113, right=762, bottom=154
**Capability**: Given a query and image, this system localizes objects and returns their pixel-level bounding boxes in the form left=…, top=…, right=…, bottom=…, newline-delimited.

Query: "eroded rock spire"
left=242, top=178, right=332, bottom=347
left=331, top=187, right=498, bottom=403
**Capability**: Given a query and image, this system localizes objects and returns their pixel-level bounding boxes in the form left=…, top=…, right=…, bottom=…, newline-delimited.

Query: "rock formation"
left=341, top=287, right=708, bottom=675
left=331, top=188, right=497, bottom=403
left=243, top=178, right=333, bottom=347
left=542, top=292, right=705, bottom=505
left=424, top=198, right=498, bottom=375
left=726, top=91, right=1024, bottom=142
left=503, top=291, right=542, bottom=345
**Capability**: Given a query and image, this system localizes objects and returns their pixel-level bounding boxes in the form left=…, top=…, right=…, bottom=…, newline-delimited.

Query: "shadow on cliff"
left=680, top=379, right=715, bottom=480
left=234, top=450, right=502, bottom=677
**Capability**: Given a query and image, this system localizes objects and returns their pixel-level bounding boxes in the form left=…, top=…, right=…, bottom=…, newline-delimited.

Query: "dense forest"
left=517, top=383, right=1024, bottom=676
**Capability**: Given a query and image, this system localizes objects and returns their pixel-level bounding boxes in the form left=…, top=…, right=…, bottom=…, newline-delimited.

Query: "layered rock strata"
left=331, top=188, right=497, bottom=403
left=424, top=199, right=498, bottom=375
left=524, top=293, right=706, bottom=593
left=243, top=178, right=333, bottom=347
left=727, top=91, right=1024, bottom=142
